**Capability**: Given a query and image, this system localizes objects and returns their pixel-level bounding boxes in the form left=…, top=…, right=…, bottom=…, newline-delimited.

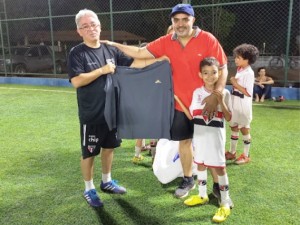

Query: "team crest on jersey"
left=106, top=58, right=115, bottom=64
left=87, top=145, right=96, bottom=153
left=202, top=113, right=215, bottom=124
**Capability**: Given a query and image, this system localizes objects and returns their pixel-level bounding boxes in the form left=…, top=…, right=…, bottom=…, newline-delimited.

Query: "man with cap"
left=102, top=2, right=228, bottom=205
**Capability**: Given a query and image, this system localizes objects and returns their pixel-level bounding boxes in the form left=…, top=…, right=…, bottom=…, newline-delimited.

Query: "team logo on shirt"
left=106, top=58, right=115, bottom=64
left=193, top=109, right=214, bottom=124
left=203, top=114, right=214, bottom=124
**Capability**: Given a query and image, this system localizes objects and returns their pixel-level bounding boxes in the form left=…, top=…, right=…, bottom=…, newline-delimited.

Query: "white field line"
left=0, top=86, right=75, bottom=94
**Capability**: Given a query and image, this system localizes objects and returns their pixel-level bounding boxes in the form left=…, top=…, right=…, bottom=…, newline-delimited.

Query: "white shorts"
left=229, top=121, right=250, bottom=129
left=230, top=95, right=252, bottom=128
left=193, top=125, right=226, bottom=168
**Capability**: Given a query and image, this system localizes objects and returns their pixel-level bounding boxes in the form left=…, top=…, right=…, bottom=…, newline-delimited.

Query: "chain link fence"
left=0, top=0, right=299, bottom=86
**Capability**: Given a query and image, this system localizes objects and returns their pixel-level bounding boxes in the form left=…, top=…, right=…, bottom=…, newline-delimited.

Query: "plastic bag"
left=153, top=139, right=197, bottom=184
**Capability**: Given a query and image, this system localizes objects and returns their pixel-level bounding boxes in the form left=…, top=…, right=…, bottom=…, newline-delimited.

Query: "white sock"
left=150, top=139, right=157, bottom=146
left=230, top=131, right=239, bottom=153
left=243, top=134, right=251, bottom=157
left=197, top=170, right=207, bottom=198
left=102, top=173, right=112, bottom=183
left=135, top=146, right=142, bottom=157
left=218, top=174, right=230, bottom=207
left=142, top=139, right=146, bottom=147
left=151, top=146, right=156, bottom=159
left=84, top=179, right=95, bottom=192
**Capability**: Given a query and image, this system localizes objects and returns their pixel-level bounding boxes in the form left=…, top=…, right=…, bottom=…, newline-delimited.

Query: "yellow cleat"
left=212, top=206, right=231, bottom=223
left=184, top=195, right=209, bottom=206
left=132, top=156, right=144, bottom=164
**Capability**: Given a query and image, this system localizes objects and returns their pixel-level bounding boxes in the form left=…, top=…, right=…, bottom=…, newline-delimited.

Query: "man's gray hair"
left=75, top=9, right=100, bottom=28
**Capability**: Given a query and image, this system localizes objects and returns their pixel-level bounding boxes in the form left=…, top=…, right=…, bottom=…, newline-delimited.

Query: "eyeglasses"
left=79, top=23, right=100, bottom=31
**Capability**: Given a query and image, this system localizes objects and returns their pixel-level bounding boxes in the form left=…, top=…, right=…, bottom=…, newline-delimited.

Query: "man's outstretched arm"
left=130, top=56, right=170, bottom=68
left=101, top=41, right=154, bottom=59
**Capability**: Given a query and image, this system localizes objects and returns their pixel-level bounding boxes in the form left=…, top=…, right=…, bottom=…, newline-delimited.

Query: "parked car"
left=0, top=45, right=67, bottom=74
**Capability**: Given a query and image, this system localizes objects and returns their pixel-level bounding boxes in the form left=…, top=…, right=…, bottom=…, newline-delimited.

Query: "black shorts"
left=80, top=123, right=121, bottom=159
left=170, top=110, right=194, bottom=141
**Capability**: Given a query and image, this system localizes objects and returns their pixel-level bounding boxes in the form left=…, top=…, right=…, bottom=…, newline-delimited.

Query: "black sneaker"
left=174, top=177, right=195, bottom=198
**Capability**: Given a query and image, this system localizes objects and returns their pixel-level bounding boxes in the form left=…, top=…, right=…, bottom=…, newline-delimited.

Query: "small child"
left=132, top=139, right=157, bottom=164
left=132, top=139, right=146, bottom=163
left=225, top=44, right=259, bottom=165
left=175, top=57, right=233, bottom=223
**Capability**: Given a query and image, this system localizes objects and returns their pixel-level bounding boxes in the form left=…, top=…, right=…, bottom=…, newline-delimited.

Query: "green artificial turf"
left=0, top=84, right=299, bottom=225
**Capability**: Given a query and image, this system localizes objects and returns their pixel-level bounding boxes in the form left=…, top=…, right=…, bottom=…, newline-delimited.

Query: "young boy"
left=175, top=57, right=233, bottom=223
left=225, top=44, right=259, bottom=164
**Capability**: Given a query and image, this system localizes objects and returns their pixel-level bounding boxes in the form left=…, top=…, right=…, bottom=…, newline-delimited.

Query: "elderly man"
left=68, top=9, right=167, bottom=207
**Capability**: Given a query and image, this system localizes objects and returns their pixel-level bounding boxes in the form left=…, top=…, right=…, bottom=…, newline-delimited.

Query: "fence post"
left=284, top=0, right=293, bottom=87
left=48, top=0, right=56, bottom=75
left=110, top=0, right=114, bottom=41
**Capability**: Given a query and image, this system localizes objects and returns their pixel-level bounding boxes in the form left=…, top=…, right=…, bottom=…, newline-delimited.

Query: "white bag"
left=153, top=139, right=183, bottom=184
left=153, top=139, right=198, bottom=184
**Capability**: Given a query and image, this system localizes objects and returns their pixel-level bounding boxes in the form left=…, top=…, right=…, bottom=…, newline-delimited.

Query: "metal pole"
left=1, top=0, right=11, bottom=76
left=110, top=0, right=114, bottom=41
left=284, top=0, right=293, bottom=87
left=0, top=21, right=7, bottom=76
left=48, top=0, right=56, bottom=75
